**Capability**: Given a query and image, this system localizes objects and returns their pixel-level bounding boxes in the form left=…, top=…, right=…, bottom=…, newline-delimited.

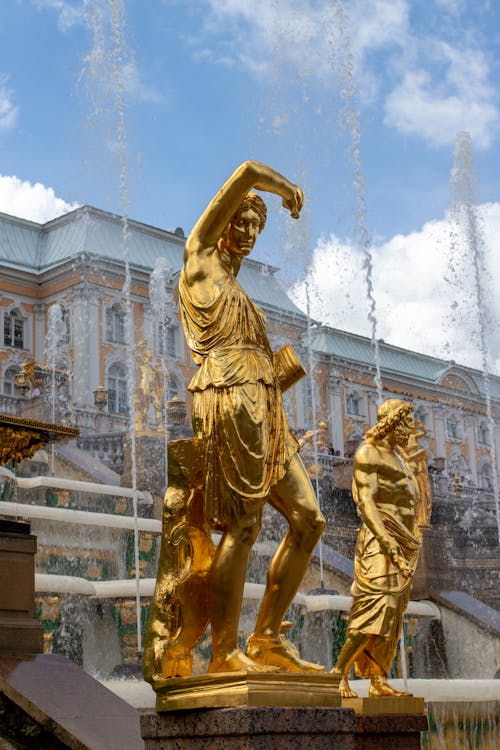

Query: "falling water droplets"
left=449, top=131, right=500, bottom=545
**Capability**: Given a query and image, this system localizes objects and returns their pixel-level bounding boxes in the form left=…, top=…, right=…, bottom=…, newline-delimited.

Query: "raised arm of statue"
left=184, top=161, right=303, bottom=267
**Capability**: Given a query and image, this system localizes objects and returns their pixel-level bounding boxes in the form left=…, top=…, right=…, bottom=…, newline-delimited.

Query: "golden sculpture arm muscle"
left=353, top=443, right=397, bottom=560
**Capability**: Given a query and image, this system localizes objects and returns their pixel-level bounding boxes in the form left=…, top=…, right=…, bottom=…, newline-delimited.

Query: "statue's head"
left=219, top=192, right=267, bottom=259
left=366, top=399, right=414, bottom=447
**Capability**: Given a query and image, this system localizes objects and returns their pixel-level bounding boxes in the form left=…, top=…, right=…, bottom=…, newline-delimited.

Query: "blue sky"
left=1, top=0, right=499, bottom=371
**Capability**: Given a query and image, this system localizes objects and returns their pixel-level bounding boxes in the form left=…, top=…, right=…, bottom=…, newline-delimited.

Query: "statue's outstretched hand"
left=282, top=186, right=303, bottom=219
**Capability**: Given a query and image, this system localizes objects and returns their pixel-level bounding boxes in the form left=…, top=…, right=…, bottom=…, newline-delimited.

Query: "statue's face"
left=393, top=414, right=414, bottom=448
left=227, top=207, right=261, bottom=257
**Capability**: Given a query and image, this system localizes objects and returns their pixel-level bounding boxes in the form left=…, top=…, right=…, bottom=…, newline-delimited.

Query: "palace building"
left=0, top=203, right=498, bottom=492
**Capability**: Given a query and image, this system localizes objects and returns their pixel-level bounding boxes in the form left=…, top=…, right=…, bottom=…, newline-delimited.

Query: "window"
left=167, top=374, right=178, bottom=401
left=4, top=310, right=24, bottom=349
left=159, top=322, right=177, bottom=357
left=61, top=307, right=70, bottom=345
left=3, top=366, right=20, bottom=396
left=479, top=463, right=493, bottom=491
left=446, top=416, right=461, bottom=440
left=414, top=406, right=426, bottom=427
left=105, top=304, right=125, bottom=344
left=107, top=363, right=128, bottom=414
left=478, top=422, right=490, bottom=446
left=346, top=392, right=361, bottom=417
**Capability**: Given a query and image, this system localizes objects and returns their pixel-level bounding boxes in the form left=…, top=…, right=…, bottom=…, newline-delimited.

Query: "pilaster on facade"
left=33, top=302, right=46, bottom=361
left=464, top=415, right=478, bottom=485
left=326, top=374, right=344, bottom=456
left=433, top=405, right=447, bottom=462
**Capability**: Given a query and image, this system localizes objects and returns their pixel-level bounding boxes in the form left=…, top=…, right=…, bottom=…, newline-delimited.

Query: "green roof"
left=0, top=205, right=304, bottom=318
left=311, top=326, right=500, bottom=399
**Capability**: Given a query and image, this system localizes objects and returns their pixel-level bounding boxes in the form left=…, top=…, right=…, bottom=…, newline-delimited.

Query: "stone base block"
left=154, top=671, right=341, bottom=711
left=0, top=619, right=43, bottom=656
left=140, top=705, right=429, bottom=749
left=342, top=695, right=425, bottom=715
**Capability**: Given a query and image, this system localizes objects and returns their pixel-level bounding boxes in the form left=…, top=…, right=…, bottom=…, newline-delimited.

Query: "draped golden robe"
left=178, top=269, right=297, bottom=527
left=349, top=466, right=421, bottom=678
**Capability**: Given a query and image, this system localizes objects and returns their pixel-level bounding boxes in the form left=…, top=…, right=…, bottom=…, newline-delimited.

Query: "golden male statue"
left=176, top=160, right=325, bottom=674
left=331, top=399, right=422, bottom=697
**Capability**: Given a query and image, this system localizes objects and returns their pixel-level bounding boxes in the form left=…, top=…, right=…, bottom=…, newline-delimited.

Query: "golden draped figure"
left=144, top=161, right=325, bottom=682
left=134, top=340, right=165, bottom=436
left=331, top=399, right=422, bottom=698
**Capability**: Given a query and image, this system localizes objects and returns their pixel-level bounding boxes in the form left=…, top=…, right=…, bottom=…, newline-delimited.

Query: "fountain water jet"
left=449, top=131, right=500, bottom=544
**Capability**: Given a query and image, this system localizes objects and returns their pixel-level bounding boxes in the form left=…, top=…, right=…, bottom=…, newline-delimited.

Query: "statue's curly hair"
left=237, top=192, right=267, bottom=231
left=217, top=193, right=267, bottom=254
left=365, top=399, right=413, bottom=442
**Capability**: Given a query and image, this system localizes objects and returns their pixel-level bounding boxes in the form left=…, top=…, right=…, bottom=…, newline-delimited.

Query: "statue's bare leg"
left=246, top=454, right=325, bottom=671
left=208, top=508, right=276, bottom=673
left=331, top=629, right=370, bottom=697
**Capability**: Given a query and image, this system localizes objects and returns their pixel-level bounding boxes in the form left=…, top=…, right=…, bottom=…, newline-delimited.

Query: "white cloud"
left=385, top=44, right=499, bottom=149
left=184, top=0, right=499, bottom=150
left=290, top=203, right=500, bottom=374
left=194, top=0, right=409, bottom=85
left=0, top=175, right=79, bottom=223
left=31, top=0, right=85, bottom=31
left=0, top=75, right=19, bottom=131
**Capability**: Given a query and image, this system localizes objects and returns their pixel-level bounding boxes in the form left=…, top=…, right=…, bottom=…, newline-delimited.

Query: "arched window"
left=107, top=363, right=128, bottom=414
left=3, top=309, right=24, bottom=349
left=3, top=365, right=20, bottom=396
left=105, top=303, right=125, bottom=344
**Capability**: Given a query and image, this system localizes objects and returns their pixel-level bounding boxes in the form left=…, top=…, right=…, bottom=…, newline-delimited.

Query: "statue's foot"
left=330, top=669, right=358, bottom=698
left=369, top=675, right=412, bottom=697
left=246, top=630, right=325, bottom=673
left=208, top=648, right=279, bottom=674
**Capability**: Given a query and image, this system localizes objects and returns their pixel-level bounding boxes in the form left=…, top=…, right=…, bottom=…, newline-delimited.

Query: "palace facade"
left=0, top=204, right=498, bottom=491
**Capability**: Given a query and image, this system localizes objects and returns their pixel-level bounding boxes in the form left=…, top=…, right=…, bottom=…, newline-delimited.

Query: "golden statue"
left=404, top=419, right=432, bottom=528
left=331, top=399, right=422, bottom=698
left=134, top=340, right=165, bottom=435
left=145, top=161, right=325, bottom=683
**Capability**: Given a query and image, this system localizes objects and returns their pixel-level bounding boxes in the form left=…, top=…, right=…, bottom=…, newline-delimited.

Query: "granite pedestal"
left=0, top=520, right=43, bottom=655
left=141, top=705, right=428, bottom=749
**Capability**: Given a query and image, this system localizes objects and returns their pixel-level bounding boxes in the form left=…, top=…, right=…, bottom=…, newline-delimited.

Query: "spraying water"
left=334, top=0, right=382, bottom=405
left=44, top=303, right=66, bottom=474
left=149, top=257, right=176, bottom=483
left=83, top=0, right=143, bottom=655
left=449, top=131, right=500, bottom=545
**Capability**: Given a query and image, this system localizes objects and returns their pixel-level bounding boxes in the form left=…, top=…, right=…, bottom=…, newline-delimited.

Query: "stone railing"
left=0, top=395, right=23, bottom=416
left=76, top=432, right=126, bottom=474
